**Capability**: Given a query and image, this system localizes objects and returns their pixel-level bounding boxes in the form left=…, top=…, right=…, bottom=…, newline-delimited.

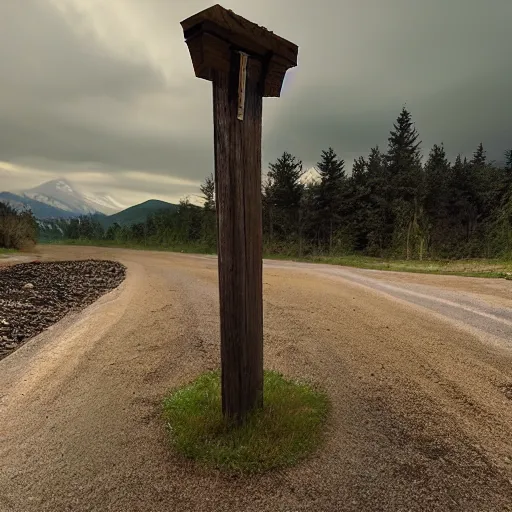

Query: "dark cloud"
left=265, top=0, right=512, bottom=169
left=0, top=0, right=511, bottom=203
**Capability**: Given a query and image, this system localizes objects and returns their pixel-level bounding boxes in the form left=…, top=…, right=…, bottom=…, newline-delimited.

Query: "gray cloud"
left=266, top=0, right=512, bottom=168
left=0, top=0, right=511, bottom=204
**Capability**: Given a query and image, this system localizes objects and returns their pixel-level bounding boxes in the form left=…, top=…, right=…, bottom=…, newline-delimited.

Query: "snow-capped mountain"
left=81, top=191, right=127, bottom=215
left=0, top=191, right=79, bottom=219
left=300, top=167, right=321, bottom=186
left=20, top=178, right=125, bottom=216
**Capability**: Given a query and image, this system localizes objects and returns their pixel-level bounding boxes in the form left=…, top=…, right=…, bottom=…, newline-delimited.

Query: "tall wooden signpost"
left=181, top=5, right=298, bottom=422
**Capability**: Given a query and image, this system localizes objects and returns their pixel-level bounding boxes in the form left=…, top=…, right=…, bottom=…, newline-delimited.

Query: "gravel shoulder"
left=1, top=246, right=511, bottom=512
left=0, top=260, right=125, bottom=359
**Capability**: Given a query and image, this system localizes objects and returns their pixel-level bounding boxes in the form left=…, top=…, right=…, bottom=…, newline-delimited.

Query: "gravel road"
left=1, top=246, right=511, bottom=512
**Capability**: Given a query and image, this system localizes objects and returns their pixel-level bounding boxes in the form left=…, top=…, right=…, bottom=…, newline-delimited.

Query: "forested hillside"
left=56, top=108, right=512, bottom=260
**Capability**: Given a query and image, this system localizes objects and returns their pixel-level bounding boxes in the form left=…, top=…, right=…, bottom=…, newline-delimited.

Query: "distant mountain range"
left=1, top=178, right=179, bottom=239
left=0, top=191, right=78, bottom=219
left=0, top=178, right=126, bottom=218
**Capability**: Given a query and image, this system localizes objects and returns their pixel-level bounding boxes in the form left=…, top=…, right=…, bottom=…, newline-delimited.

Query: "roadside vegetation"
left=0, top=202, right=37, bottom=251
left=42, top=238, right=512, bottom=278
left=163, top=370, right=329, bottom=473
left=266, top=253, right=512, bottom=279
left=47, top=237, right=214, bottom=254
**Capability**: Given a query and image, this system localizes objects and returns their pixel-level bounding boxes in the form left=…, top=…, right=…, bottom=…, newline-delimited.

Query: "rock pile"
left=0, top=260, right=126, bottom=360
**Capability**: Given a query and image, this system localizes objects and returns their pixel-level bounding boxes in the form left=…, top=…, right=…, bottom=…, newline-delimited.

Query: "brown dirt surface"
left=1, top=246, right=511, bottom=512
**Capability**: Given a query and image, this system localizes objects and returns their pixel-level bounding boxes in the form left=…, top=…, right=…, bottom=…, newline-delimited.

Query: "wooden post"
left=181, top=5, right=298, bottom=422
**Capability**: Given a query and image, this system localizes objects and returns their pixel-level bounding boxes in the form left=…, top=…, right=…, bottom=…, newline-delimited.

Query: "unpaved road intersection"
left=1, top=246, right=512, bottom=511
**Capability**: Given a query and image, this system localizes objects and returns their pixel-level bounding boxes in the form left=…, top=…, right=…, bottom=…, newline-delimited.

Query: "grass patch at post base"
left=162, top=370, right=330, bottom=473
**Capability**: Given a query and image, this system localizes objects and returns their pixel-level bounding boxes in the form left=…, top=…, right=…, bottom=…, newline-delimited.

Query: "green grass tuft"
left=162, top=370, right=330, bottom=473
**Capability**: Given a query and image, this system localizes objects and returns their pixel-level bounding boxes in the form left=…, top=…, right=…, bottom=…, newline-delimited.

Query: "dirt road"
left=1, top=246, right=511, bottom=511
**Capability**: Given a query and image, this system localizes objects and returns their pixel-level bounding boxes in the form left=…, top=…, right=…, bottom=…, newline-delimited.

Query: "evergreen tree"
left=263, top=152, right=304, bottom=243
left=424, top=144, right=450, bottom=193
left=365, top=146, right=392, bottom=255
left=494, top=150, right=512, bottom=257
left=200, top=173, right=216, bottom=248
left=367, top=147, right=384, bottom=176
left=105, top=222, right=121, bottom=241
left=200, top=174, right=215, bottom=212
left=506, top=150, right=512, bottom=171
left=424, top=143, right=451, bottom=256
left=348, top=156, right=370, bottom=251
left=386, top=107, right=422, bottom=203
left=447, top=154, right=478, bottom=254
left=500, top=150, right=512, bottom=202
left=471, top=142, right=486, bottom=167
left=64, top=215, right=103, bottom=240
left=352, top=156, right=366, bottom=182
left=175, top=198, right=202, bottom=243
left=315, top=148, right=346, bottom=252
left=386, top=108, right=424, bottom=258
left=468, top=142, right=500, bottom=255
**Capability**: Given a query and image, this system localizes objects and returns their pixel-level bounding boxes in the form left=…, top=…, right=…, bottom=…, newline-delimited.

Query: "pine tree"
left=200, top=174, right=215, bottom=212
left=352, top=156, right=367, bottom=184
left=468, top=142, right=500, bottom=254
left=365, top=146, right=392, bottom=255
left=424, top=144, right=449, bottom=192
left=105, top=222, right=122, bottom=241
left=494, top=150, right=512, bottom=257
left=386, top=108, right=424, bottom=258
left=424, top=143, right=450, bottom=256
left=200, top=173, right=216, bottom=248
left=176, top=198, right=202, bottom=243
left=500, top=150, right=512, bottom=207
left=263, top=152, right=304, bottom=244
left=315, top=148, right=346, bottom=252
left=505, top=150, right=512, bottom=172
left=471, top=142, right=486, bottom=167
left=348, top=156, right=370, bottom=251
left=386, top=107, right=422, bottom=203
left=448, top=154, right=478, bottom=254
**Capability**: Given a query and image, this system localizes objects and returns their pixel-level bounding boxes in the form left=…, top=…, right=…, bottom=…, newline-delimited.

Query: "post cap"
left=181, top=4, right=298, bottom=97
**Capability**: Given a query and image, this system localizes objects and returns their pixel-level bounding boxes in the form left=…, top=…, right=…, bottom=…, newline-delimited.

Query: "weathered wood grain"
left=213, top=55, right=264, bottom=421
left=181, top=4, right=298, bottom=97
left=181, top=4, right=297, bottom=64
left=182, top=5, right=297, bottom=421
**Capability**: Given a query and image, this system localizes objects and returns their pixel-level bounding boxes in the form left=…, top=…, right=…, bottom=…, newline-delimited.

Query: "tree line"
left=263, top=108, right=512, bottom=259
left=61, top=193, right=216, bottom=252
left=49, top=107, right=512, bottom=260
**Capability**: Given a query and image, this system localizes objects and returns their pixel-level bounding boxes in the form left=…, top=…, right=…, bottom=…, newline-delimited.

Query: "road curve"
left=1, top=246, right=511, bottom=512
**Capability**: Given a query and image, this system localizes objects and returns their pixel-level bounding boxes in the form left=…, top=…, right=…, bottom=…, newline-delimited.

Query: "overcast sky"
left=1, top=0, right=511, bottom=206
